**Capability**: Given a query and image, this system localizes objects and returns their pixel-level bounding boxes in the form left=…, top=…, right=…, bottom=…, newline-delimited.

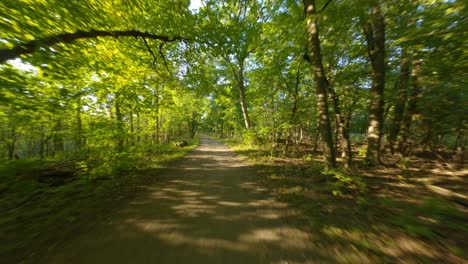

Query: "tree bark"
left=39, top=127, right=45, bottom=160
left=304, top=0, right=337, bottom=168
left=0, top=29, right=186, bottom=64
left=341, top=111, right=353, bottom=167
left=130, top=109, right=135, bottom=146
left=154, top=85, right=160, bottom=143
left=453, top=121, right=466, bottom=169
left=363, top=1, right=386, bottom=165
left=328, top=86, right=353, bottom=167
left=75, top=95, right=83, bottom=153
left=136, top=112, right=141, bottom=144
left=115, top=95, right=125, bottom=151
left=52, top=119, right=64, bottom=158
left=237, top=59, right=253, bottom=130
left=387, top=50, right=410, bottom=154
left=399, top=58, right=422, bottom=155
left=285, top=64, right=301, bottom=154
left=188, top=111, right=199, bottom=138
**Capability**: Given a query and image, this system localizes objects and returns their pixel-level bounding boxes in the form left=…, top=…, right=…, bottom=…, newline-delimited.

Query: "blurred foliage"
left=0, top=0, right=466, bottom=261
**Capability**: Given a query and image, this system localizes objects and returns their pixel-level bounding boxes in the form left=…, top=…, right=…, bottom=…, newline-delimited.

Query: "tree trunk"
left=115, top=96, right=125, bottom=151
left=130, top=109, right=135, bottom=146
left=339, top=111, right=353, bottom=168
left=285, top=64, right=301, bottom=155
left=453, top=121, right=466, bottom=169
left=304, top=0, right=337, bottom=168
left=328, top=87, right=353, bottom=167
left=387, top=50, right=411, bottom=154
left=52, top=119, right=64, bottom=158
left=75, top=96, right=83, bottom=153
left=136, top=112, right=141, bottom=144
left=188, top=111, right=199, bottom=139
left=237, top=60, right=252, bottom=130
left=399, top=58, right=422, bottom=155
left=219, top=117, right=224, bottom=138
left=363, top=2, right=386, bottom=165
left=39, top=127, right=45, bottom=160
left=154, top=85, right=161, bottom=143
left=7, top=126, right=16, bottom=160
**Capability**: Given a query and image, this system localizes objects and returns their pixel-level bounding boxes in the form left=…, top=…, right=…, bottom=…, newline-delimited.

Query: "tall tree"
left=399, top=57, right=422, bottom=155
left=362, top=0, right=386, bottom=165
left=303, top=0, right=336, bottom=168
left=387, top=50, right=411, bottom=154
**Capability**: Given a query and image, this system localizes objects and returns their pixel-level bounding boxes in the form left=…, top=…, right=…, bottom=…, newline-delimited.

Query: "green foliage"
left=322, top=169, right=367, bottom=197
left=0, top=0, right=466, bottom=260
left=357, top=145, right=367, bottom=157
left=0, top=140, right=197, bottom=262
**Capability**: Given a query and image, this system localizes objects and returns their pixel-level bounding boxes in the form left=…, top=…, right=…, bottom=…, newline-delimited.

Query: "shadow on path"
left=41, top=137, right=328, bottom=264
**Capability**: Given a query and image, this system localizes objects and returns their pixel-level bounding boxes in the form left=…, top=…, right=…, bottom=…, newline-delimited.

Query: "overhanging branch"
left=141, top=37, right=157, bottom=66
left=318, top=0, right=333, bottom=13
left=158, top=42, right=170, bottom=71
left=0, top=29, right=187, bottom=64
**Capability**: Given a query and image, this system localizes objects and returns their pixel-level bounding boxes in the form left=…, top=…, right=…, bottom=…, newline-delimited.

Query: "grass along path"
left=1, top=141, right=198, bottom=263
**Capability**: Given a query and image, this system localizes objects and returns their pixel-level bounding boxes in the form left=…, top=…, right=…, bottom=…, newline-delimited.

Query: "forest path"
left=41, top=136, right=318, bottom=264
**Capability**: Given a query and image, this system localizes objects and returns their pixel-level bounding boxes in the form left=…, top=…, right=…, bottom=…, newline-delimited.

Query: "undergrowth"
left=224, top=138, right=467, bottom=262
left=0, top=139, right=198, bottom=263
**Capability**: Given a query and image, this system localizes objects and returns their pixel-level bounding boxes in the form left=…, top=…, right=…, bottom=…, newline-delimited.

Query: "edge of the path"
left=7, top=139, right=200, bottom=264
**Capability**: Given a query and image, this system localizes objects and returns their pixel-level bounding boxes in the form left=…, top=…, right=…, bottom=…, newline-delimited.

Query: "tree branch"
left=0, top=29, right=187, bottom=64
left=158, top=43, right=170, bottom=71
left=141, top=37, right=157, bottom=66
left=318, top=0, right=333, bottom=13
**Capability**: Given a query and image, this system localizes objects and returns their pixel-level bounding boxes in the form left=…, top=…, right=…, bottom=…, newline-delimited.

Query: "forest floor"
left=2, top=136, right=467, bottom=263
left=226, top=140, right=468, bottom=263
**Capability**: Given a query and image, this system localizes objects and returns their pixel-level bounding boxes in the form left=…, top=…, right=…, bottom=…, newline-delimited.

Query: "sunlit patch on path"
left=41, top=136, right=321, bottom=263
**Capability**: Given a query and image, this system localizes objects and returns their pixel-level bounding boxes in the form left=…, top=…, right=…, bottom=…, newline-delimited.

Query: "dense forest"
left=1, top=0, right=466, bottom=263
left=1, top=0, right=466, bottom=166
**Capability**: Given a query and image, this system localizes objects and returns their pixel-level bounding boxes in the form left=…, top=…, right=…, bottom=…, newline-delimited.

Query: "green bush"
left=357, top=145, right=367, bottom=157
left=322, top=169, right=367, bottom=196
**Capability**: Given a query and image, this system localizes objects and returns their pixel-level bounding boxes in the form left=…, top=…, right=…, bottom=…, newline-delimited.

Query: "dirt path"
left=41, top=136, right=317, bottom=264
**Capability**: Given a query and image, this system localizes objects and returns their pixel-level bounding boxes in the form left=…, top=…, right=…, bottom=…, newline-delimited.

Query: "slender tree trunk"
left=304, top=0, right=336, bottom=168
left=130, top=110, right=135, bottom=146
left=387, top=50, right=410, bottom=154
left=328, top=87, right=352, bottom=166
left=75, top=96, right=83, bottom=153
left=136, top=112, right=141, bottom=144
left=285, top=64, right=301, bottom=154
left=237, top=60, right=252, bottom=130
left=453, top=121, right=466, bottom=169
left=328, top=89, right=340, bottom=153
left=27, top=139, right=33, bottom=158
left=399, top=58, right=422, bottom=155
left=341, top=112, right=353, bottom=167
left=187, top=111, right=199, bottom=139
left=7, top=126, right=16, bottom=160
left=53, top=119, right=64, bottom=158
left=39, top=126, right=45, bottom=160
left=115, top=95, right=125, bottom=151
left=219, top=116, right=224, bottom=138
left=144, top=118, right=149, bottom=144
left=363, top=1, right=386, bottom=165
left=154, top=86, right=161, bottom=143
